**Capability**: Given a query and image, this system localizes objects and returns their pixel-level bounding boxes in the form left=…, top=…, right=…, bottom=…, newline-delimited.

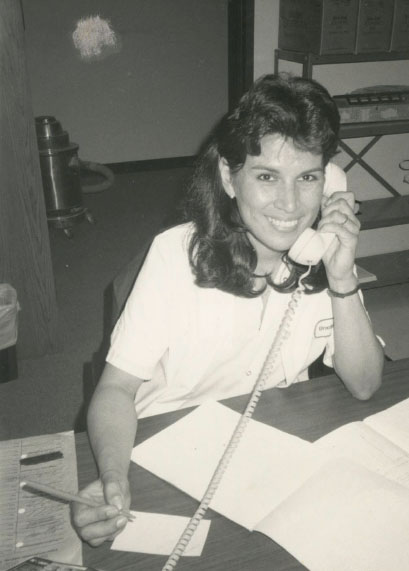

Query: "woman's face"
left=220, top=134, right=325, bottom=263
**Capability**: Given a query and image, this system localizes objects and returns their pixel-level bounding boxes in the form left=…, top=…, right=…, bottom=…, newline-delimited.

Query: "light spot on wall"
left=72, top=15, right=120, bottom=62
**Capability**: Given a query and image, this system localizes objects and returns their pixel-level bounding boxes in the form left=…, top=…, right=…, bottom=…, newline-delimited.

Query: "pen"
left=21, top=480, right=135, bottom=521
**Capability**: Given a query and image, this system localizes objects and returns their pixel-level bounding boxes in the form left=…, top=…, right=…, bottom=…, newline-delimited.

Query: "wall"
left=22, top=0, right=228, bottom=164
left=254, top=0, right=409, bottom=201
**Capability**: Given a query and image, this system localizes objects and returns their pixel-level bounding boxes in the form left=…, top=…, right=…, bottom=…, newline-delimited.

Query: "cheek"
left=235, top=186, right=264, bottom=213
left=302, top=190, right=323, bottom=216
left=235, top=197, right=257, bottom=224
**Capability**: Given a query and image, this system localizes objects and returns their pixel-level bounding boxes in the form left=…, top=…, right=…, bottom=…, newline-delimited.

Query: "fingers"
left=320, top=191, right=361, bottom=278
left=319, top=210, right=360, bottom=236
left=103, top=478, right=130, bottom=511
left=322, top=190, right=355, bottom=211
left=78, top=509, right=128, bottom=547
left=320, top=193, right=360, bottom=236
left=71, top=478, right=130, bottom=547
left=74, top=502, right=127, bottom=546
left=354, top=199, right=362, bottom=215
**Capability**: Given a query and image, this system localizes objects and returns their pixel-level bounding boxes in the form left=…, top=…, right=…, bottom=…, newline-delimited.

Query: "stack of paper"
left=131, top=398, right=409, bottom=570
left=132, top=401, right=330, bottom=530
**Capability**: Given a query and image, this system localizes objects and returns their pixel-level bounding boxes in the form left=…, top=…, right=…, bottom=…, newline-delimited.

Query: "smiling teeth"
left=267, top=217, right=297, bottom=228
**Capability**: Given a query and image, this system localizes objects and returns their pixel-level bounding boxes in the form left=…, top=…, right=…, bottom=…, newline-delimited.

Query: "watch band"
left=327, top=284, right=361, bottom=298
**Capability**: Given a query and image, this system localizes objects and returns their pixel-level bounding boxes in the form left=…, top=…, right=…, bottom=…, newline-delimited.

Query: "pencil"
left=22, top=479, right=135, bottom=521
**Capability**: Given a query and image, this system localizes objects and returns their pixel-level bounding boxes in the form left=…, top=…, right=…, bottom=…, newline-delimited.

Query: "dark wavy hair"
left=183, top=73, right=340, bottom=298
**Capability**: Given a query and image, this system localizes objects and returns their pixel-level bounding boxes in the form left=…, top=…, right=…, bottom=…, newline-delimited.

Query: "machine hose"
left=79, top=160, right=115, bottom=193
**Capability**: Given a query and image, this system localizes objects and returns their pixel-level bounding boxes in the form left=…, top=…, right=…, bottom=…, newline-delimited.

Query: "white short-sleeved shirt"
left=107, top=223, right=337, bottom=418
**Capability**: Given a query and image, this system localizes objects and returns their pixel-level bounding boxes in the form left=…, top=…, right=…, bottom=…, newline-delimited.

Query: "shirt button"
left=246, top=370, right=252, bottom=376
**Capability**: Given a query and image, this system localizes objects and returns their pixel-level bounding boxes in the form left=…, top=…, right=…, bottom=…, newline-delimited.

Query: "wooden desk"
left=358, top=250, right=409, bottom=290
left=77, top=358, right=409, bottom=571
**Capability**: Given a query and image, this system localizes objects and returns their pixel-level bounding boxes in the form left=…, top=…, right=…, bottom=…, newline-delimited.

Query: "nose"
left=274, top=180, right=298, bottom=213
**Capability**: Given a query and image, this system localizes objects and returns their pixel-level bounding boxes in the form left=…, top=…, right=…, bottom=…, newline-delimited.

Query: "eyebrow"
left=250, top=165, right=324, bottom=175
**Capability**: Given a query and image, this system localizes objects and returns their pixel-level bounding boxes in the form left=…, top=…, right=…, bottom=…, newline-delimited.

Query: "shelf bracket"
left=339, top=138, right=402, bottom=197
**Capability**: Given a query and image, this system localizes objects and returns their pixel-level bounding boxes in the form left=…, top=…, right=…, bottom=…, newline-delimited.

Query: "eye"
left=258, top=173, right=276, bottom=182
left=299, top=174, right=317, bottom=183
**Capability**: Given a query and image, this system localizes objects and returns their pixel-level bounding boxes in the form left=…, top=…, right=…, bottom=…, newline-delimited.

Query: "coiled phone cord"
left=161, top=267, right=311, bottom=571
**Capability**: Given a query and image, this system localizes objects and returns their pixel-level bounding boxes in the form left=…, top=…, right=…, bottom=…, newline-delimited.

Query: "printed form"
left=0, top=431, right=81, bottom=571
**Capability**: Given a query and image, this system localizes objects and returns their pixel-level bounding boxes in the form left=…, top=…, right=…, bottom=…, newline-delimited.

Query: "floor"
left=0, top=168, right=408, bottom=441
left=0, top=168, right=190, bottom=440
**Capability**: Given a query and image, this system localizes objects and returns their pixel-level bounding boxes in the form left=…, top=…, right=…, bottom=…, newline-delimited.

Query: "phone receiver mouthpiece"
left=288, top=228, right=336, bottom=266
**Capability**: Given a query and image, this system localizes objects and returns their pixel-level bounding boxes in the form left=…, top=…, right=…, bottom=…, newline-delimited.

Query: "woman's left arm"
left=319, top=191, right=385, bottom=399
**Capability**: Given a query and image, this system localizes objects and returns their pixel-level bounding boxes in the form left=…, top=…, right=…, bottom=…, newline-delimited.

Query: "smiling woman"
left=72, top=73, right=384, bottom=549
left=186, top=73, right=339, bottom=297
left=218, top=135, right=325, bottom=276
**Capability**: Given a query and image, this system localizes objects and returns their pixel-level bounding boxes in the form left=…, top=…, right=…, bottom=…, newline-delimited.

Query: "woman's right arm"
left=72, top=362, right=144, bottom=546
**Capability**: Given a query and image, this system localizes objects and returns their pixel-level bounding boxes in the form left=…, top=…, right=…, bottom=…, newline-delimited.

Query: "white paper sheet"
left=255, top=458, right=409, bottom=571
left=131, top=401, right=330, bottom=530
left=111, top=511, right=210, bottom=556
left=315, top=421, right=409, bottom=487
left=364, top=397, right=409, bottom=454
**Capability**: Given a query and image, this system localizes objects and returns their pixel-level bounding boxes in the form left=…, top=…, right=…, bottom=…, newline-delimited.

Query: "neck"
left=254, top=252, right=283, bottom=277
left=247, top=234, right=285, bottom=277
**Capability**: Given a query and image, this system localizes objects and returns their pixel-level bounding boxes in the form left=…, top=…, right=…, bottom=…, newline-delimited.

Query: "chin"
left=264, top=238, right=296, bottom=254
left=274, top=229, right=300, bottom=247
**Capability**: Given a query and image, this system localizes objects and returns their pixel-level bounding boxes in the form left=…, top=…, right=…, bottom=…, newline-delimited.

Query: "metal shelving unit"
left=274, top=48, right=409, bottom=196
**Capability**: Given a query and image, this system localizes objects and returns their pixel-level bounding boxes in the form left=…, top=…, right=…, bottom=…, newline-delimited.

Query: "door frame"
left=228, top=0, right=254, bottom=110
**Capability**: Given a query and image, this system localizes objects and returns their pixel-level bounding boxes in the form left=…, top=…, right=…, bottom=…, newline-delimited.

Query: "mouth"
left=266, top=216, right=299, bottom=232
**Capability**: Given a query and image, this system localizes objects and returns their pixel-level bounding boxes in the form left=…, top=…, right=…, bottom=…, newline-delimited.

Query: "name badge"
left=314, top=318, right=333, bottom=338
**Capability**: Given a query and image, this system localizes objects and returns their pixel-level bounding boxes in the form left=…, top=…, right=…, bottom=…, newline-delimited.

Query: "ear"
left=218, top=157, right=236, bottom=199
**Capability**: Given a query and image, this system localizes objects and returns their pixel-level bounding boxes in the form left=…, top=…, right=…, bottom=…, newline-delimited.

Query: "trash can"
left=0, top=284, right=19, bottom=383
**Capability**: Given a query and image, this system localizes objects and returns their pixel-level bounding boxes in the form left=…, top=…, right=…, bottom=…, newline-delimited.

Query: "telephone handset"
left=288, top=162, right=347, bottom=266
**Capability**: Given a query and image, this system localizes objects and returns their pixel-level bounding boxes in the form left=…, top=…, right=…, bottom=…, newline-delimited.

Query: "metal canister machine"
left=35, top=115, right=94, bottom=237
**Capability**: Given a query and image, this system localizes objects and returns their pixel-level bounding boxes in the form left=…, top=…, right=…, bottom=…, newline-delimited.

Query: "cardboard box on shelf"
left=355, top=0, right=394, bottom=53
left=278, top=0, right=359, bottom=55
left=390, top=0, right=409, bottom=51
